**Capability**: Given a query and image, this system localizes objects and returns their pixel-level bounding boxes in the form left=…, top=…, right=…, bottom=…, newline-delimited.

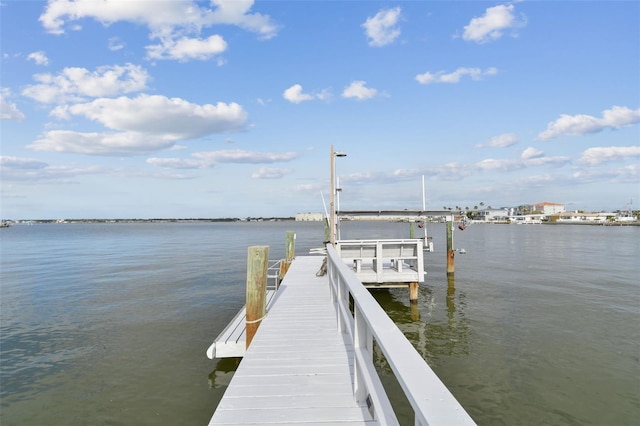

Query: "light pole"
left=329, top=145, right=346, bottom=245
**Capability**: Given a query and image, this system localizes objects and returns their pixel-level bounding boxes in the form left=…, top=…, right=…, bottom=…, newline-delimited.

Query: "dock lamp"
left=329, top=145, right=347, bottom=245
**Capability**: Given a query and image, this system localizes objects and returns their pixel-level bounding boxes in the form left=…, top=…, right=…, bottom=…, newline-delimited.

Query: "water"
left=1, top=222, right=638, bottom=425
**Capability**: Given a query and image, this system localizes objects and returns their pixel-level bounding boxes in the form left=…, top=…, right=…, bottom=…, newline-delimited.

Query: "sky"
left=1, top=0, right=639, bottom=219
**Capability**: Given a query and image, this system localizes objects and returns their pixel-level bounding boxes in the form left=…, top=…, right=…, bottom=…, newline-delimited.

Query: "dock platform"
left=206, top=290, right=278, bottom=359
left=208, top=255, right=373, bottom=425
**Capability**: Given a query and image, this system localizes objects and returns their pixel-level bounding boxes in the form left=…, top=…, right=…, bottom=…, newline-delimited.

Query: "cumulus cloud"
left=22, top=63, right=149, bottom=104
left=577, top=146, right=640, bottom=166
left=462, top=4, right=526, bottom=43
left=27, top=51, right=49, bottom=66
left=0, top=88, right=25, bottom=121
left=362, top=7, right=402, bottom=47
left=538, top=106, right=640, bottom=140
left=29, top=95, right=248, bottom=156
left=39, top=0, right=278, bottom=61
left=147, top=149, right=299, bottom=169
left=342, top=81, right=378, bottom=100
left=251, top=167, right=293, bottom=179
left=51, top=94, right=248, bottom=138
left=282, top=84, right=329, bottom=103
left=416, top=67, right=498, bottom=84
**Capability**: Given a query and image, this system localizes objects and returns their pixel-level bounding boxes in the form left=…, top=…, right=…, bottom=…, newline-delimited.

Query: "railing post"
left=246, top=245, right=269, bottom=349
left=354, top=304, right=373, bottom=401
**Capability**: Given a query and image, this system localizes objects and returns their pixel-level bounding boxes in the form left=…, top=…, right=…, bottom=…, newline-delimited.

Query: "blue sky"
left=1, top=0, right=639, bottom=219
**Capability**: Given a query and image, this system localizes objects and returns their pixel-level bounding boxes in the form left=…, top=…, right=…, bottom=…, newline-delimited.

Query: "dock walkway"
left=209, top=255, right=374, bottom=425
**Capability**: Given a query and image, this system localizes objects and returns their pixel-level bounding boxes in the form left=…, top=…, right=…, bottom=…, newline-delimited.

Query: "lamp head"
left=334, top=151, right=347, bottom=157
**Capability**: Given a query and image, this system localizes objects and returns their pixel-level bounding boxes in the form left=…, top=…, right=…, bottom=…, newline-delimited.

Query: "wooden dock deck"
left=208, top=255, right=374, bottom=424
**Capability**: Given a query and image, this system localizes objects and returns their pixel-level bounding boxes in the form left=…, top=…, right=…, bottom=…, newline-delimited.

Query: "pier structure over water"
left=207, top=244, right=475, bottom=425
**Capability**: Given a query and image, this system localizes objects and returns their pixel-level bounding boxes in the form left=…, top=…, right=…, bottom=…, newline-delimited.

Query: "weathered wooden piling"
left=279, top=231, right=295, bottom=278
left=446, top=216, right=455, bottom=275
left=245, top=245, right=269, bottom=349
left=409, top=282, right=419, bottom=303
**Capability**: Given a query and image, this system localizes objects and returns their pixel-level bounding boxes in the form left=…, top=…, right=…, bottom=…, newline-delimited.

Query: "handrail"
left=326, top=244, right=476, bottom=426
left=266, top=259, right=282, bottom=290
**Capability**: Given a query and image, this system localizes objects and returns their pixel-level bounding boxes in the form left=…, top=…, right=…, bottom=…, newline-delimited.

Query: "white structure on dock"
left=336, top=238, right=425, bottom=285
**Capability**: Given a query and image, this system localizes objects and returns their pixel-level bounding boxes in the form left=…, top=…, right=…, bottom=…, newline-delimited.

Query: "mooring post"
left=280, top=231, right=295, bottom=278
left=446, top=215, right=455, bottom=275
left=409, top=282, right=419, bottom=303
left=246, top=245, right=269, bottom=349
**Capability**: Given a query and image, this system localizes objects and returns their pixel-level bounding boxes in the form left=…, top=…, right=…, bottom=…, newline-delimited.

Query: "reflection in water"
left=208, top=357, right=241, bottom=389
left=410, top=301, right=420, bottom=321
left=447, top=274, right=456, bottom=318
left=368, top=276, right=471, bottom=423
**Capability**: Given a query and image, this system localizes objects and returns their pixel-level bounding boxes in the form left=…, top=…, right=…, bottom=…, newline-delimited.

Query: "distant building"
left=475, top=208, right=510, bottom=221
left=533, top=202, right=565, bottom=215
left=295, top=212, right=324, bottom=221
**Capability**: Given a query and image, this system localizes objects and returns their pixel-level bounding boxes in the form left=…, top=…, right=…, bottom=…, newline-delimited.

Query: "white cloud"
left=416, top=67, right=498, bottom=84
left=462, top=4, right=526, bottom=44
left=39, top=0, right=278, bottom=63
left=146, top=34, right=227, bottom=61
left=251, top=167, right=293, bottom=179
left=0, top=155, right=110, bottom=182
left=538, top=106, right=640, bottom=140
left=193, top=149, right=298, bottom=164
left=521, top=147, right=544, bottom=160
left=475, top=158, right=522, bottom=172
left=27, top=51, right=49, bottom=66
left=477, top=132, right=518, bottom=148
left=362, top=7, right=402, bottom=47
left=147, top=149, right=299, bottom=169
left=29, top=95, right=248, bottom=156
left=342, top=81, right=378, bottom=100
left=29, top=130, right=178, bottom=156
left=52, top=94, right=248, bottom=138
left=0, top=156, right=48, bottom=170
left=0, top=88, right=25, bottom=121
left=146, top=157, right=204, bottom=169
left=22, top=63, right=149, bottom=104
left=283, top=84, right=314, bottom=103
left=577, top=146, right=640, bottom=166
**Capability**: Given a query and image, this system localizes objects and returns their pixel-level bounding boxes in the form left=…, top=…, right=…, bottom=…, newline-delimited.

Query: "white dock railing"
left=327, top=244, right=476, bottom=426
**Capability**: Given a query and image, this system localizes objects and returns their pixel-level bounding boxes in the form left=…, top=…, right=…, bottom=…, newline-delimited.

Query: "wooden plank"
left=209, top=256, right=374, bottom=425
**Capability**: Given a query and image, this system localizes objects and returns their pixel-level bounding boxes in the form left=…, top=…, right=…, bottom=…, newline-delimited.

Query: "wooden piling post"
left=279, top=231, right=295, bottom=278
left=246, top=245, right=269, bottom=349
left=323, top=218, right=330, bottom=244
left=409, top=282, right=419, bottom=302
left=446, top=216, right=455, bottom=275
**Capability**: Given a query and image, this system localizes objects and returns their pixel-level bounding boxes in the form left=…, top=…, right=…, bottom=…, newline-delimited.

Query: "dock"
left=207, top=244, right=476, bottom=425
left=208, top=255, right=371, bottom=424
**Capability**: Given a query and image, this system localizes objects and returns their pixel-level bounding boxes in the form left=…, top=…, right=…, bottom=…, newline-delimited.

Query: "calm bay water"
left=1, top=221, right=638, bottom=425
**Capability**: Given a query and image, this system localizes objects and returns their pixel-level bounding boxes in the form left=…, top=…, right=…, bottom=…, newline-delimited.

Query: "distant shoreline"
left=2, top=217, right=295, bottom=224
left=2, top=218, right=638, bottom=226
